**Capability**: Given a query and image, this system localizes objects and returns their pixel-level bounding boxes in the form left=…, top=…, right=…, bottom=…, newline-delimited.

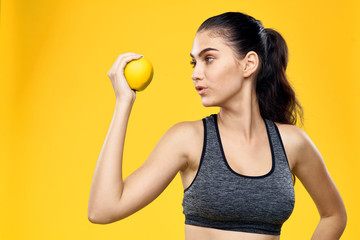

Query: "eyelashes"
left=190, top=56, right=214, bottom=68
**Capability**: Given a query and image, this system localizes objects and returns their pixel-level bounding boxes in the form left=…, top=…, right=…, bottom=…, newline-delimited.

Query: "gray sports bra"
left=182, top=113, right=295, bottom=235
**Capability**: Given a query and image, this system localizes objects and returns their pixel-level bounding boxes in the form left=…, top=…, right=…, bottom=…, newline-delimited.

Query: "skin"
left=88, top=30, right=347, bottom=239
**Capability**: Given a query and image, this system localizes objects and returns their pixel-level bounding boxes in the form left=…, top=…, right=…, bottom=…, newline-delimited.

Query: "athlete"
left=88, top=11, right=347, bottom=240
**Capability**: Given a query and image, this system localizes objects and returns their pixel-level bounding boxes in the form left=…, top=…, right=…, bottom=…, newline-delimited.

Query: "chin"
left=200, top=98, right=219, bottom=108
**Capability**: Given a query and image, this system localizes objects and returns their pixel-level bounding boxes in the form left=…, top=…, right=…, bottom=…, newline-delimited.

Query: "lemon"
left=124, top=57, right=154, bottom=91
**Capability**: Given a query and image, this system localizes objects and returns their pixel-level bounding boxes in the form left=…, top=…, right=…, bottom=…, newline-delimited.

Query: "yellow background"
left=1, top=0, right=359, bottom=239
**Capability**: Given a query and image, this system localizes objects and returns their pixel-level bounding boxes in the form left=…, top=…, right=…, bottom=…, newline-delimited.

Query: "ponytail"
left=257, top=28, right=304, bottom=126
left=258, top=28, right=302, bottom=185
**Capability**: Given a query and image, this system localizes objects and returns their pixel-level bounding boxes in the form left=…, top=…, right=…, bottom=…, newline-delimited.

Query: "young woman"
left=88, top=12, right=347, bottom=240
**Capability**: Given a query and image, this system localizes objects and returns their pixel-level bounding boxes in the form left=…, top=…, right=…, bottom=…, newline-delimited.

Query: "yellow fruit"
left=124, top=57, right=154, bottom=91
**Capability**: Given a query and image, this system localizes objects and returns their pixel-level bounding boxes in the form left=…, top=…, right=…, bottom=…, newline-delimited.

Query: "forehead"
left=190, top=30, right=230, bottom=58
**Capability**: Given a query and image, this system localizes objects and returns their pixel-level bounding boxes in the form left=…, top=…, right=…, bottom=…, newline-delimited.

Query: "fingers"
left=108, top=53, right=143, bottom=78
left=116, top=53, right=143, bottom=73
left=107, top=52, right=144, bottom=101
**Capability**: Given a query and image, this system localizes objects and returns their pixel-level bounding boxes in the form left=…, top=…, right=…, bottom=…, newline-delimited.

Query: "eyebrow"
left=190, top=48, right=219, bottom=58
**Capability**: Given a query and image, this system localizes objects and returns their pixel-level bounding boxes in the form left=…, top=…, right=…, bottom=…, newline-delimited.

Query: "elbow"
left=336, top=204, right=348, bottom=231
left=88, top=213, right=108, bottom=224
left=320, top=208, right=347, bottom=232
left=340, top=208, right=347, bottom=230
left=88, top=197, right=127, bottom=224
left=88, top=208, right=116, bottom=224
left=88, top=210, right=109, bottom=224
left=88, top=198, right=113, bottom=224
left=88, top=207, right=124, bottom=224
left=88, top=213, right=116, bottom=224
left=334, top=211, right=347, bottom=235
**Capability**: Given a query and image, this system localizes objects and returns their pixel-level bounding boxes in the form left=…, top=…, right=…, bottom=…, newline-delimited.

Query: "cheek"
left=209, top=62, right=242, bottom=91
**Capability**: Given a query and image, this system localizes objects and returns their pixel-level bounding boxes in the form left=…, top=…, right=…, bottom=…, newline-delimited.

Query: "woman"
left=88, top=12, right=347, bottom=239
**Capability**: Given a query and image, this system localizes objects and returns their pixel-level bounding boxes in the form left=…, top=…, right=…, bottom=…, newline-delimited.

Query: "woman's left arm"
left=291, top=127, right=347, bottom=239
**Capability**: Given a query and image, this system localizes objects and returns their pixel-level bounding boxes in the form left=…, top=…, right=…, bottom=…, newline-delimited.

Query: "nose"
left=191, top=66, right=204, bottom=81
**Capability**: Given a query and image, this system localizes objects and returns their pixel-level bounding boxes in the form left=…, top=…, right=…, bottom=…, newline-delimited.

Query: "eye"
left=206, top=56, right=214, bottom=63
left=189, top=56, right=214, bottom=69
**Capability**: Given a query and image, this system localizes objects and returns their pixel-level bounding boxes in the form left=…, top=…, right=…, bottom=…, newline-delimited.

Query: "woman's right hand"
left=107, top=52, right=143, bottom=103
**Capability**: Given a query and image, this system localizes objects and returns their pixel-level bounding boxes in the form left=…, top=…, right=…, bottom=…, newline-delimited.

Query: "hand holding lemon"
left=107, top=52, right=154, bottom=103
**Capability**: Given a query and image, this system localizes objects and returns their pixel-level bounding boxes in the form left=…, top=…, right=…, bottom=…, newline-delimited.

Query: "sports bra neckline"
left=212, top=113, right=275, bottom=179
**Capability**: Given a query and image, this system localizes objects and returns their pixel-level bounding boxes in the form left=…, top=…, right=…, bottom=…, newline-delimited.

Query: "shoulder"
left=165, top=118, right=204, bottom=156
left=273, top=121, right=308, bottom=145
left=273, top=121, right=312, bottom=171
left=167, top=119, right=203, bottom=139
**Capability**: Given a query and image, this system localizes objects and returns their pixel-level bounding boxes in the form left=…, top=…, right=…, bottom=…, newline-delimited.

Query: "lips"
left=196, top=86, right=207, bottom=95
left=195, top=86, right=207, bottom=91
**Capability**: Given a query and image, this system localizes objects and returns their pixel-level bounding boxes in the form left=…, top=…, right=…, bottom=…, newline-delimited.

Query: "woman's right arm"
left=88, top=53, right=190, bottom=224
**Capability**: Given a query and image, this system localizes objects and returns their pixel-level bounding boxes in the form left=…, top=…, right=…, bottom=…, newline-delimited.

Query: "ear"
left=242, top=51, right=259, bottom=78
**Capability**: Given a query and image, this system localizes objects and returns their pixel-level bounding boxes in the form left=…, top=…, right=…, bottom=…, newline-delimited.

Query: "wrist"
left=116, top=99, right=133, bottom=106
left=116, top=95, right=135, bottom=104
left=115, top=98, right=134, bottom=109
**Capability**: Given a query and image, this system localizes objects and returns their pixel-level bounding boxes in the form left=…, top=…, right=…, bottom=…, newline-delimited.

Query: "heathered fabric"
left=182, top=113, right=295, bottom=235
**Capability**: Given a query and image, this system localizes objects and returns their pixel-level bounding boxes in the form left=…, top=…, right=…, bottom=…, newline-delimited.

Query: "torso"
left=179, top=118, right=298, bottom=240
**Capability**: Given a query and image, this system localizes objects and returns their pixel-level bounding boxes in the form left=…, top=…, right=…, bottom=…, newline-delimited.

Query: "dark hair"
left=197, top=12, right=303, bottom=185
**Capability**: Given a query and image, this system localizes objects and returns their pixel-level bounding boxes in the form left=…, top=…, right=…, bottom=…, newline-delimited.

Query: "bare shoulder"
left=273, top=121, right=309, bottom=171
left=167, top=119, right=204, bottom=169
left=169, top=119, right=203, bottom=137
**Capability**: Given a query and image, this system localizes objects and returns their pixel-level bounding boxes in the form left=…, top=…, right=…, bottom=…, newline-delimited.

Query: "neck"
left=217, top=83, right=264, bottom=144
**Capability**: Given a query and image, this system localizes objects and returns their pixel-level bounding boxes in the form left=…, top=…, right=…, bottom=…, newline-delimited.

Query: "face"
left=190, top=30, right=246, bottom=107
